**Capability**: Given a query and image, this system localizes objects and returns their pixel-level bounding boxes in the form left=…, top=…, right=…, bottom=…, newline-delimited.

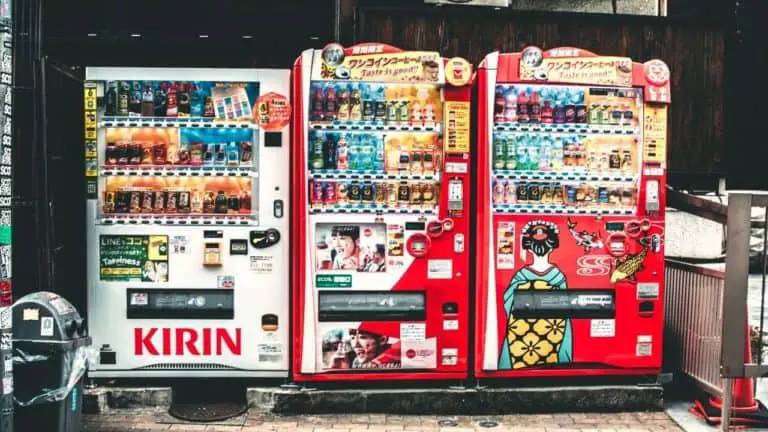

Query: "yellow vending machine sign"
left=643, top=104, right=667, bottom=167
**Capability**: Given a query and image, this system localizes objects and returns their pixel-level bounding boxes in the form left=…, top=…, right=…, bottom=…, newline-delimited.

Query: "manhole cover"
left=438, top=419, right=458, bottom=427
left=168, top=402, right=248, bottom=423
left=478, top=420, right=499, bottom=428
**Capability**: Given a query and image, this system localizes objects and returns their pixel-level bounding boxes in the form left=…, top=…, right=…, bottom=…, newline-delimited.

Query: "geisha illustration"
left=499, top=220, right=573, bottom=369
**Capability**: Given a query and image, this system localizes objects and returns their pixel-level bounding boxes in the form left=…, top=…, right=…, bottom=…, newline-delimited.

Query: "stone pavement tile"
left=169, top=424, right=208, bottom=431
left=205, top=426, right=244, bottom=431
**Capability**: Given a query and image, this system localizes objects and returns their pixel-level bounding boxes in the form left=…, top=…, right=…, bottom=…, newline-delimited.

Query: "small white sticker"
left=637, top=282, right=660, bottom=299
left=441, top=348, right=458, bottom=366
left=643, top=167, right=664, bottom=176
left=250, top=256, right=274, bottom=274
left=258, top=343, right=283, bottom=363
left=217, top=275, right=235, bottom=288
left=170, top=235, right=189, bottom=254
left=638, top=335, right=653, bottom=343
left=400, top=323, right=426, bottom=341
left=443, top=320, right=459, bottom=331
left=427, top=259, right=452, bottom=279
left=0, top=307, right=10, bottom=330
left=3, top=354, right=11, bottom=373
left=41, top=316, right=54, bottom=336
left=0, top=334, right=10, bottom=350
left=637, top=342, right=652, bottom=356
left=22, top=308, right=39, bottom=321
left=453, top=234, right=464, bottom=254
left=590, top=319, right=615, bottom=337
left=2, top=377, right=11, bottom=395
left=130, top=292, right=148, bottom=306
left=445, top=162, right=468, bottom=173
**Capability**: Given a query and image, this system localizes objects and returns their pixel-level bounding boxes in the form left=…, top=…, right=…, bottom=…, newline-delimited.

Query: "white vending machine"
left=84, top=68, right=290, bottom=378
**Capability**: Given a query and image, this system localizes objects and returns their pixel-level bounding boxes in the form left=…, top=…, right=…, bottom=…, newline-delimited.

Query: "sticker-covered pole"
left=0, top=0, right=12, bottom=430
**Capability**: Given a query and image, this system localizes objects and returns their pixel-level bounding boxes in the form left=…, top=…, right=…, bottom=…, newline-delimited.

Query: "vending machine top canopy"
left=310, top=42, right=473, bottom=88
left=483, top=46, right=670, bottom=104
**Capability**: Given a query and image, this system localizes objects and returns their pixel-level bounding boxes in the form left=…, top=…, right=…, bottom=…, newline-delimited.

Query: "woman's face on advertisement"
left=352, top=332, right=382, bottom=363
left=334, top=235, right=356, bottom=258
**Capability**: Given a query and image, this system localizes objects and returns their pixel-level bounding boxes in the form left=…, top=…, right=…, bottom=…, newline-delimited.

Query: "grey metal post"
left=720, top=192, right=752, bottom=378
left=722, top=378, right=733, bottom=431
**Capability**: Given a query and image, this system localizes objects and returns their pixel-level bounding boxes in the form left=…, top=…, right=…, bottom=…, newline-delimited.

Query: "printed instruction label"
left=2, top=377, right=11, bottom=395
left=249, top=255, right=274, bottom=274
left=427, top=259, right=452, bottom=279
left=445, top=162, right=468, bottom=174
left=443, top=319, right=459, bottom=331
left=41, top=316, right=54, bottom=336
left=637, top=282, right=660, bottom=299
left=401, top=338, right=437, bottom=369
left=590, top=319, right=616, bottom=338
left=400, top=323, right=426, bottom=341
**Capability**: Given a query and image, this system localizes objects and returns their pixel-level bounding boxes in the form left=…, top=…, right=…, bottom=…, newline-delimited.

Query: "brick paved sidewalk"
left=83, top=410, right=683, bottom=431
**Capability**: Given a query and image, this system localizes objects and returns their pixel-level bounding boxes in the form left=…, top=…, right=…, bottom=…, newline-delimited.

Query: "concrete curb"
left=85, top=385, right=663, bottom=415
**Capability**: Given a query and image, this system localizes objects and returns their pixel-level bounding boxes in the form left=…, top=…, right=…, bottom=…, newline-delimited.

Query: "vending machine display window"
left=475, top=47, right=670, bottom=379
left=292, top=44, right=474, bottom=382
left=85, top=68, right=291, bottom=378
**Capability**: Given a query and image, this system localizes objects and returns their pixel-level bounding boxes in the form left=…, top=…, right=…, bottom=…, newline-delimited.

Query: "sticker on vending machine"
left=3, top=353, right=11, bottom=374
left=2, top=376, right=11, bottom=395
left=40, top=316, right=54, bottom=337
left=427, top=259, right=452, bottom=279
left=590, top=319, right=615, bottom=338
left=217, top=275, right=235, bottom=289
left=249, top=256, right=274, bottom=274
left=0, top=306, right=10, bottom=330
left=400, top=323, right=426, bottom=341
left=496, top=222, right=516, bottom=270
left=170, top=236, right=189, bottom=255
left=401, top=338, right=437, bottom=369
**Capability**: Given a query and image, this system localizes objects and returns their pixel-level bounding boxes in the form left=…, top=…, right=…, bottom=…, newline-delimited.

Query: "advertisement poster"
left=643, top=104, right=668, bottom=166
left=99, top=235, right=169, bottom=282
left=319, top=324, right=437, bottom=370
left=444, top=101, right=470, bottom=154
left=313, top=43, right=444, bottom=84
left=518, top=47, right=632, bottom=87
left=315, top=223, right=387, bottom=272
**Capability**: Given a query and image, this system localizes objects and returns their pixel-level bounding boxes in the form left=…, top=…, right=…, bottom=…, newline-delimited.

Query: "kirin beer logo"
left=134, top=327, right=242, bottom=356
left=575, top=254, right=613, bottom=277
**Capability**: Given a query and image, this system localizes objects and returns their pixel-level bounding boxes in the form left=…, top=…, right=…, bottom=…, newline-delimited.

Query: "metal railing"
left=664, top=259, right=725, bottom=397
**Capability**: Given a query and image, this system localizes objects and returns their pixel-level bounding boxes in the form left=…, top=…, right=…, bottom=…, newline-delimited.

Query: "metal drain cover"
left=478, top=420, right=499, bottom=428
left=438, top=419, right=459, bottom=427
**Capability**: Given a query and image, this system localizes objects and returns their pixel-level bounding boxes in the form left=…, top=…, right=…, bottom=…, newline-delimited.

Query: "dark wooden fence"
left=356, top=6, right=725, bottom=178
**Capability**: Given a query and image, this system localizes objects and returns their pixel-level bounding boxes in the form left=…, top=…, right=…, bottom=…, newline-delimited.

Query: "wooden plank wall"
left=356, top=7, right=725, bottom=177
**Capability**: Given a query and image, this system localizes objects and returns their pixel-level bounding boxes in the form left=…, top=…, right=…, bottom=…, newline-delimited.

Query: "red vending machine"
left=475, top=46, right=670, bottom=379
left=292, top=43, right=473, bottom=382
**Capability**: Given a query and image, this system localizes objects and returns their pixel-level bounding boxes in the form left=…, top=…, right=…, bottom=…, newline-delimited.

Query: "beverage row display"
left=103, top=188, right=253, bottom=215
left=101, top=177, right=252, bottom=215
left=310, top=132, right=442, bottom=176
left=103, top=128, right=254, bottom=168
left=492, top=178, right=637, bottom=208
left=105, top=140, right=253, bottom=167
left=103, top=80, right=256, bottom=120
left=311, top=82, right=442, bottom=126
left=310, top=179, right=438, bottom=209
left=494, top=85, right=639, bottom=126
left=492, top=134, right=638, bottom=174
